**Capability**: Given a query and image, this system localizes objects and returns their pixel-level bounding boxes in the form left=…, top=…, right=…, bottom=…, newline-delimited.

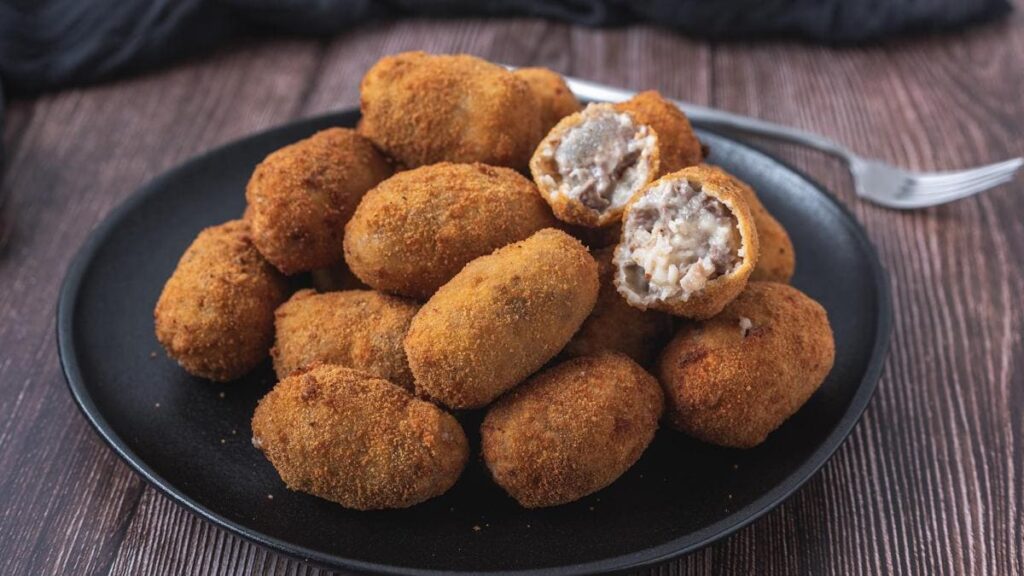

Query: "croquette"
left=245, top=127, right=392, bottom=275
left=529, top=91, right=703, bottom=229
left=251, top=364, right=468, bottom=509
left=344, top=163, right=558, bottom=300
left=656, top=282, right=835, bottom=448
left=614, top=91, right=703, bottom=174
left=482, top=353, right=663, bottom=508
left=562, top=247, right=674, bottom=366
left=154, top=220, right=289, bottom=381
left=530, top=103, right=661, bottom=227
left=404, top=228, right=599, bottom=409
left=359, top=52, right=542, bottom=171
left=271, top=289, right=419, bottom=389
left=614, top=165, right=759, bottom=320
left=513, top=67, right=582, bottom=134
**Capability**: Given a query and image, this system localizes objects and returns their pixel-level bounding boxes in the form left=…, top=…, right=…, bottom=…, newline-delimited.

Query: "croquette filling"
left=615, top=179, right=742, bottom=305
left=539, top=105, right=655, bottom=215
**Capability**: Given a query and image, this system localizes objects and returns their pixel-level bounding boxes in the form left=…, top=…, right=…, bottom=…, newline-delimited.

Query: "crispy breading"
left=481, top=353, right=663, bottom=508
left=656, top=282, right=835, bottom=448
left=404, top=228, right=599, bottom=409
left=513, top=67, right=582, bottom=134
left=359, top=52, right=542, bottom=171
left=344, top=163, right=558, bottom=300
left=245, top=128, right=392, bottom=275
left=614, top=165, right=760, bottom=320
left=251, top=364, right=468, bottom=510
left=154, top=220, right=289, bottom=381
left=614, top=91, right=703, bottom=173
left=562, top=247, right=674, bottom=366
left=271, top=289, right=419, bottom=389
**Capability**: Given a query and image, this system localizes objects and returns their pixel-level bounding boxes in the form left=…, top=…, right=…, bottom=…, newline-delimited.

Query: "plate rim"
left=56, top=110, right=892, bottom=576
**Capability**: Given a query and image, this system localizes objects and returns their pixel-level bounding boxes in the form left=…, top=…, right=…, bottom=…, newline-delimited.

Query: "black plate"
left=58, top=109, right=891, bottom=575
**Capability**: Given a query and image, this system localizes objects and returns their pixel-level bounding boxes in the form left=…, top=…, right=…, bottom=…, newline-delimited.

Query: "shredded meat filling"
left=617, top=179, right=741, bottom=303
left=541, top=105, right=654, bottom=214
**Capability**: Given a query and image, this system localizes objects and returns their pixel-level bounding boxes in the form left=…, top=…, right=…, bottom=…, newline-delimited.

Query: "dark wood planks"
left=0, top=13, right=1021, bottom=576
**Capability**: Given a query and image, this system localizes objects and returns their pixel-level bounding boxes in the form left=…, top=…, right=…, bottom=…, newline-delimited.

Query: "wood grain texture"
left=1, top=12, right=1021, bottom=576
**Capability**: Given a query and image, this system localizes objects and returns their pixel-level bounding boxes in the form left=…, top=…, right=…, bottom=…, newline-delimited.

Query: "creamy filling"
left=539, top=104, right=655, bottom=215
left=616, top=178, right=742, bottom=305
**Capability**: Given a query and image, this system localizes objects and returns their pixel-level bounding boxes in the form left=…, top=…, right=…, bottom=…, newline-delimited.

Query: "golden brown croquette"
left=530, top=103, right=662, bottom=228
left=562, top=247, right=674, bottom=366
left=271, top=289, right=419, bottom=389
left=614, top=165, right=759, bottom=320
left=404, top=228, right=599, bottom=409
left=251, top=364, right=468, bottom=509
left=656, top=282, right=835, bottom=448
left=154, top=220, right=289, bottom=381
left=245, top=128, right=392, bottom=275
left=614, top=91, right=703, bottom=174
left=481, top=353, right=664, bottom=508
left=344, top=163, right=558, bottom=300
left=359, top=52, right=542, bottom=171
left=513, top=67, right=583, bottom=134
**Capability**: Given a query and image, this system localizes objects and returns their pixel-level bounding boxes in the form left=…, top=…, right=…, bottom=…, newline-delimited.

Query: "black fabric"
left=0, top=0, right=1013, bottom=97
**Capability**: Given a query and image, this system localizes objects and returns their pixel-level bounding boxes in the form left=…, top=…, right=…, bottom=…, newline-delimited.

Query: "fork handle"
left=563, top=76, right=854, bottom=163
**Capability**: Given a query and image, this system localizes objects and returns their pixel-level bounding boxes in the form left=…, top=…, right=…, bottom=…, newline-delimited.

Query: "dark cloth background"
left=0, top=0, right=1012, bottom=164
left=0, top=0, right=1013, bottom=96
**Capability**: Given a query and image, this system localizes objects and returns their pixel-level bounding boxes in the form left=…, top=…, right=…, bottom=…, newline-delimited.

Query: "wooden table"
left=2, top=13, right=1022, bottom=576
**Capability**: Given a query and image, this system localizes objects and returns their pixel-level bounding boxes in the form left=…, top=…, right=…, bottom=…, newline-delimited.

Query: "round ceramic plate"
left=58, top=109, right=891, bottom=575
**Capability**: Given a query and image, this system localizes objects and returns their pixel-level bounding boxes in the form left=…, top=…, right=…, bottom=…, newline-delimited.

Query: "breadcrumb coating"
left=656, top=282, right=835, bottom=448
left=252, top=364, right=468, bottom=509
left=404, top=228, right=599, bottom=409
left=245, top=128, right=392, bottom=275
left=482, top=353, right=663, bottom=508
left=344, top=162, right=557, bottom=300
left=271, top=289, right=419, bottom=389
left=359, top=52, right=542, bottom=171
left=154, top=220, right=289, bottom=381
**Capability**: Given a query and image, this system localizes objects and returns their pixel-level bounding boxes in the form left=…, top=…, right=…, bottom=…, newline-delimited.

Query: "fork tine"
left=910, top=158, right=1023, bottom=185
left=893, top=174, right=1017, bottom=208
left=909, top=170, right=1019, bottom=195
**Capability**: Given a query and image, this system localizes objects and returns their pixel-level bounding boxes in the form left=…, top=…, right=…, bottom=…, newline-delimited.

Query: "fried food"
left=344, top=163, right=558, bottom=300
left=614, top=165, right=759, bottom=319
left=404, top=228, right=599, bottom=409
left=562, top=247, right=674, bottom=366
left=154, top=220, right=289, bottom=381
left=656, top=282, right=835, bottom=448
left=252, top=364, right=468, bottom=509
left=513, top=67, right=582, bottom=134
left=271, top=289, right=419, bottom=389
left=614, top=91, right=703, bottom=174
left=530, top=103, right=661, bottom=227
left=245, top=127, right=392, bottom=275
left=529, top=91, right=703, bottom=229
left=482, top=353, right=663, bottom=508
left=359, top=52, right=542, bottom=171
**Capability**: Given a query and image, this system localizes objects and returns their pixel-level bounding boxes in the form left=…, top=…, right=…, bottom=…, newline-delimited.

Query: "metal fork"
left=561, top=75, right=1023, bottom=210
